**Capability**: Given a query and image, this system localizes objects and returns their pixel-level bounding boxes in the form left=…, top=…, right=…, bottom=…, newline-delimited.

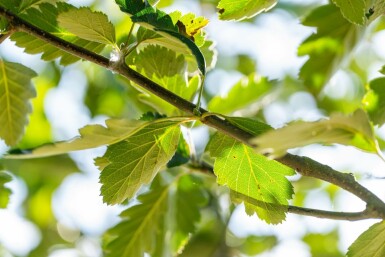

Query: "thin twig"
left=1, top=6, right=385, bottom=221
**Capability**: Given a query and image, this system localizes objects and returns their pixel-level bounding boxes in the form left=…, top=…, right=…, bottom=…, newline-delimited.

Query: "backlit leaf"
left=206, top=132, right=294, bottom=224
left=331, top=0, right=366, bottom=25
left=362, top=77, right=385, bottom=126
left=116, top=1, right=206, bottom=74
left=367, top=0, right=385, bottom=23
left=208, top=73, right=272, bottom=114
left=0, top=171, right=12, bottom=208
left=10, top=3, right=105, bottom=65
left=18, top=0, right=62, bottom=13
left=104, top=172, right=207, bottom=257
left=6, top=119, right=147, bottom=158
left=298, top=4, right=362, bottom=95
left=252, top=109, right=381, bottom=158
left=217, top=0, right=277, bottom=21
left=99, top=118, right=188, bottom=204
left=105, top=175, right=170, bottom=257
left=58, top=7, right=116, bottom=46
left=347, top=221, right=385, bottom=257
left=0, top=61, right=36, bottom=146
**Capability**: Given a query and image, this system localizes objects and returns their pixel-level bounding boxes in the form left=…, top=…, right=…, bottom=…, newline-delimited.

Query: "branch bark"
left=1, top=6, right=385, bottom=221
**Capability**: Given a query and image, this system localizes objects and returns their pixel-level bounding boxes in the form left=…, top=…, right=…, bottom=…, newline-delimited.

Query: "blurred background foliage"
left=1, top=0, right=385, bottom=256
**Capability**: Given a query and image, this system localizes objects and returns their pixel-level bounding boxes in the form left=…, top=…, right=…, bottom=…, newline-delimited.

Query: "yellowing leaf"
left=207, top=132, right=294, bottom=224
left=99, top=118, right=188, bottom=204
left=58, top=7, right=116, bottom=46
left=347, top=221, right=385, bottom=257
left=332, top=0, right=366, bottom=25
left=217, top=0, right=277, bottom=21
left=0, top=61, right=36, bottom=146
left=177, top=13, right=209, bottom=37
left=252, top=109, right=381, bottom=158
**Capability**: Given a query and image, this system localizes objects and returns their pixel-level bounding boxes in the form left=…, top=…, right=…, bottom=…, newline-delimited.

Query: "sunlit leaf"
left=6, top=119, right=147, bottom=158
left=331, top=0, right=366, bottom=25
left=208, top=73, right=273, bottom=114
left=105, top=175, right=170, bottom=257
left=99, top=118, right=189, bottom=204
left=172, top=174, right=208, bottom=253
left=206, top=132, right=294, bottom=224
left=0, top=171, right=12, bottom=208
left=304, top=230, right=344, bottom=257
left=363, top=77, right=385, bottom=126
left=58, top=7, right=116, bottom=46
left=10, top=3, right=105, bottom=65
left=0, top=61, right=36, bottom=146
left=104, top=172, right=207, bottom=257
left=252, top=109, right=381, bottom=158
left=116, top=1, right=206, bottom=74
left=217, top=0, right=277, bottom=21
left=367, top=0, right=385, bottom=22
left=298, top=4, right=361, bottom=95
left=225, top=116, right=272, bottom=136
left=18, top=0, right=62, bottom=13
left=347, top=221, right=385, bottom=257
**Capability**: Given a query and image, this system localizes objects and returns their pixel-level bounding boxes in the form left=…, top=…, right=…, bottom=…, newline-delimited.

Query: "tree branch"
left=1, top=6, right=385, bottom=220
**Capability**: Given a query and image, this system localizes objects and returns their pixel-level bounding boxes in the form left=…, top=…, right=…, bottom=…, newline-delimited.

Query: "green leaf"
left=304, top=230, right=344, bottom=257
left=363, top=77, right=385, bottom=126
left=58, top=7, right=116, bottom=46
left=206, top=132, right=294, bottom=224
left=347, top=221, right=385, bottom=257
left=117, top=1, right=206, bottom=75
left=0, top=0, right=21, bottom=12
left=331, top=0, right=366, bottom=25
left=10, top=3, right=105, bottom=65
left=130, top=45, right=199, bottom=115
left=6, top=119, right=147, bottom=158
left=18, top=0, right=62, bottom=13
left=99, top=118, right=188, bottom=204
left=226, top=116, right=272, bottom=136
left=367, top=1, right=385, bottom=22
left=208, top=73, right=272, bottom=114
left=130, top=45, right=186, bottom=78
left=105, top=175, right=170, bottom=257
left=115, top=0, right=146, bottom=15
left=104, top=172, right=207, bottom=257
left=0, top=171, right=12, bottom=209
left=217, top=0, right=277, bottom=21
left=252, top=109, right=381, bottom=158
left=172, top=174, right=208, bottom=253
left=298, top=4, right=361, bottom=95
left=0, top=61, right=36, bottom=146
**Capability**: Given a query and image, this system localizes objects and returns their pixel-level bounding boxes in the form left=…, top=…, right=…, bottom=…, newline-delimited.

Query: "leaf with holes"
left=99, top=118, right=188, bottom=204
left=206, top=132, right=294, bottom=224
left=0, top=61, right=36, bottom=146
left=58, top=7, right=116, bottom=46
left=347, top=221, right=385, bottom=257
